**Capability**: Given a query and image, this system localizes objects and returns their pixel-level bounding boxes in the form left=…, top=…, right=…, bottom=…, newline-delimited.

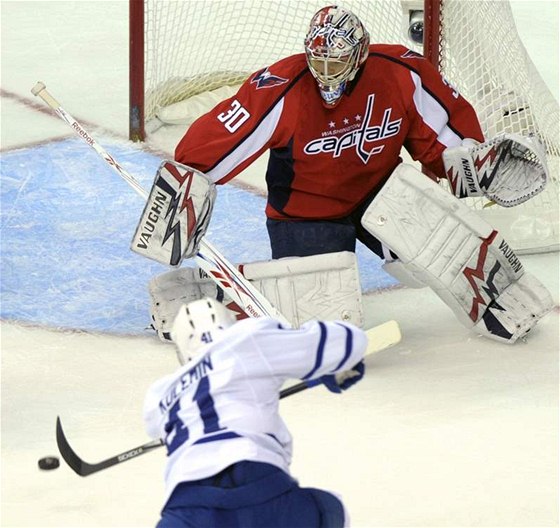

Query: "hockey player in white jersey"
left=143, top=298, right=367, bottom=528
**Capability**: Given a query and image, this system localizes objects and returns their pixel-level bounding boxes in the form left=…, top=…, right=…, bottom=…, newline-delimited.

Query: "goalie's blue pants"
left=156, top=461, right=345, bottom=528
left=266, top=195, right=398, bottom=260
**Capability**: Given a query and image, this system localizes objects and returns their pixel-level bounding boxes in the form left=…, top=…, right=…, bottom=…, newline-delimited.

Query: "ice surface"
left=0, top=140, right=396, bottom=333
left=1, top=1, right=558, bottom=527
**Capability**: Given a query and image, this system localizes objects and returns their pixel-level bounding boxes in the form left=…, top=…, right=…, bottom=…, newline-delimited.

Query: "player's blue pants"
left=156, top=461, right=345, bottom=528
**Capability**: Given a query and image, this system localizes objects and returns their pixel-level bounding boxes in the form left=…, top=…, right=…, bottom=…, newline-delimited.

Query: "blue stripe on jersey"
left=332, top=323, right=353, bottom=372
left=266, top=138, right=295, bottom=215
left=266, top=432, right=283, bottom=446
left=301, top=321, right=327, bottom=380
left=193, top=431, right=241, bottom=445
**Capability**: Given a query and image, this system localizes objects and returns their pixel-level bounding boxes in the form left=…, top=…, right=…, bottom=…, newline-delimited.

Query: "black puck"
left=38, top=456, right=60, bottom=470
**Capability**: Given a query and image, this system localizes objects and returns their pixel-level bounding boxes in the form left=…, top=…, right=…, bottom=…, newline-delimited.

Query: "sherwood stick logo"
left=304, top=94, right=402, bottom=163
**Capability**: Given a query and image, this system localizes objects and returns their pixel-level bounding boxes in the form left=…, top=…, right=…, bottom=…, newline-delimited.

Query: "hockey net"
left=131, top=0, right=559, bottom=254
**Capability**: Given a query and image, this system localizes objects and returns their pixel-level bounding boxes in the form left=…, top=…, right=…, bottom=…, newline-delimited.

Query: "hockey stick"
left=56, top=320, right=401, bottom=476
left=31, top=82, right=290, bottom=325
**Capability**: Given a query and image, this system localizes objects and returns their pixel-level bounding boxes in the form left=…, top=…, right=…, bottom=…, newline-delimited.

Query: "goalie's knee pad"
left=361, top=163, right=554, bottom=343
left=240, top=251, right=363, bottom=328
left=149, top=251, right=364, bottom=341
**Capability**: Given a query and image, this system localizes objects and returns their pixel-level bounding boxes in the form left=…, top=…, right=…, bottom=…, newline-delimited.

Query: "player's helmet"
left=171, top=298, right=236, bottom=364
left=304, top=5, right=370, bottom=107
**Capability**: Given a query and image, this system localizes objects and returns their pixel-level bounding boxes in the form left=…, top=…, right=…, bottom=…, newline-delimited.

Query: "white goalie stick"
left=31, top=81, right=290, bottom=325
left=56, top=321, right=401, bottom=476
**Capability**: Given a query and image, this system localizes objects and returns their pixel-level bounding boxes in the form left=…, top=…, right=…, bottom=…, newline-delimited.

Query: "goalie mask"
left=304, top=5, right=370, bottom=107
left=171, top=298, right=236, bottom=365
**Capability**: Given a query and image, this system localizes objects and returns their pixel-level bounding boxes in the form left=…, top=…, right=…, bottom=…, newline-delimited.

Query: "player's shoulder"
left=247, top=53, right=308, bottom=92
left=269, top=53, right=308, bottom=76
left=367, top=43, right=427, bottom=65
left=218, top=316, right=299, bottom=349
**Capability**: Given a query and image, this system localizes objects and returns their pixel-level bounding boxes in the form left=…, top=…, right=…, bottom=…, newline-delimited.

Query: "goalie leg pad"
left=240, top=251, right=363, bottom=328
left=382, top=260, right=426, bottom=289
left=474, top=273, right=555, bottom=343
left=131, top=161, right=216, bottom=267
left=361, top=164, right=553, bottom=343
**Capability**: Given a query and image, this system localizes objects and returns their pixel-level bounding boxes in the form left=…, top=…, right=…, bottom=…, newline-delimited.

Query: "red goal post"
left=129, top=0, right=559, bottom=254
left=129, top=0, right=144, bottom=143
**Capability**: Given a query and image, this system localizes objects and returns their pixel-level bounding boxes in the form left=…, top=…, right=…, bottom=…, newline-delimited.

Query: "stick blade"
left=365, top=320, right=401, bottom=355
left=56, top=416, right=92, bottom=476
left=56, top=416, right=165, bottom=477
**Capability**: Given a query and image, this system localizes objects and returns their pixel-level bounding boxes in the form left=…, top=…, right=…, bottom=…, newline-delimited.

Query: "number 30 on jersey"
left=217, top=100, right=250, bottom=133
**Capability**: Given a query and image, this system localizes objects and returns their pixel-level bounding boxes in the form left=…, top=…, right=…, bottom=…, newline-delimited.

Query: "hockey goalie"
left=134, top=5, right=554, bottom=344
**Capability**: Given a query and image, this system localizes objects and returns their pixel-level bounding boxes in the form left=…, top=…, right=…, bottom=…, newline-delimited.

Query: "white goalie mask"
left=304, top=5, right=370, bottom=107
left=171, top=298, right=236, bottom=365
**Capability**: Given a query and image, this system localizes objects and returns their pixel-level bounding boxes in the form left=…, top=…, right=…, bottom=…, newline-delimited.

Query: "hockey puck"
left=38, top=456, right=60, bottom=470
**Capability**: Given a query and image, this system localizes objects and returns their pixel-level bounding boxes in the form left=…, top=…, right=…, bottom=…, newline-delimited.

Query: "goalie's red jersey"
left=175, top=44, right=484, bottom=220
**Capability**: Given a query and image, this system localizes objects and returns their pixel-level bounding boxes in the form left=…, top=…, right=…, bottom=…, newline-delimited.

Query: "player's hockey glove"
left=306, top=361, right=365, bottom=394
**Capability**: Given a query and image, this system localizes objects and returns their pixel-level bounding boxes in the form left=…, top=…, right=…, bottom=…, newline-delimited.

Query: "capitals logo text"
left=304, top=94, right=402, bottom=163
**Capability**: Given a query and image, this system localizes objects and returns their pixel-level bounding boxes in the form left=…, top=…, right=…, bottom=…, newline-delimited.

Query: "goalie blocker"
left=149, top=251, right=364, bottom=341
left=361, top=163, right=553, bottom=344
left=131, top=160, right=216, bottom=266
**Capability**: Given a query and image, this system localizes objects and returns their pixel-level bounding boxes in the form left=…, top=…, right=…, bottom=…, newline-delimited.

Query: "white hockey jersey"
left=143, top=316, right=367, bottom=503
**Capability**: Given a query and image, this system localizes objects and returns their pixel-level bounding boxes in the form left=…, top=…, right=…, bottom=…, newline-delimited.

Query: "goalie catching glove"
left=131, top=160, right=216, bottom=266
left=443, top=133, right=548, bottom=207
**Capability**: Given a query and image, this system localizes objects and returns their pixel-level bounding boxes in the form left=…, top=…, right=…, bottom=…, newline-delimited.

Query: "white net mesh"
left=437, top=1, right=558, bottom=254
left=144, top=1, right=415, bottom=118
left=142, top=0, right=558, bottom=253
